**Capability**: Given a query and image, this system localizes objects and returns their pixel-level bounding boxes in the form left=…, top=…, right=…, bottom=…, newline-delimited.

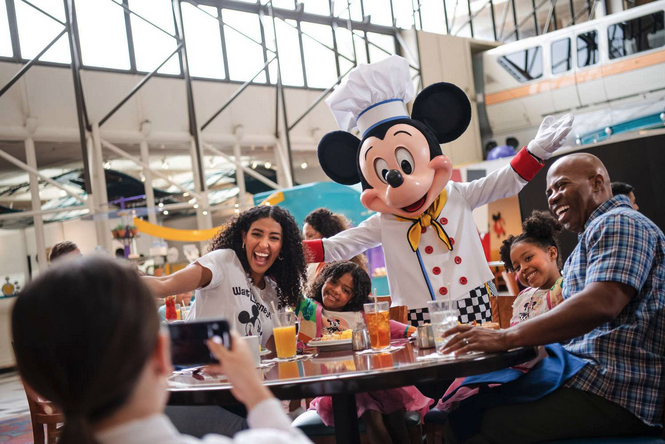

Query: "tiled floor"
left=0, top=372, right=29, bottom=420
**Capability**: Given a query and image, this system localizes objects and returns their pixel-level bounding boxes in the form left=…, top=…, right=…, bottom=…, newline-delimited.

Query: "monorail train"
left=480, top=0, right=665, bottom=146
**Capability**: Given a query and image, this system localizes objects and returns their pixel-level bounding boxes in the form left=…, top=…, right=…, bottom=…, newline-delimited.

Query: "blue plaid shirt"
left=562, top=195, right=665, bottom=427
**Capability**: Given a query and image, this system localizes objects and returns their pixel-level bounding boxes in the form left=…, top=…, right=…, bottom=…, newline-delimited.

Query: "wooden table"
left=168, top=341, right=537, bottom=444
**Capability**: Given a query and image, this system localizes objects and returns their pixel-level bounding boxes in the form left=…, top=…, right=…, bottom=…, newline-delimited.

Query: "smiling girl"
left=144, top=205, right=306, bottom=347
left=295, top=262, right=429, bottom=444
left=499, top=210, right=564, bottom=326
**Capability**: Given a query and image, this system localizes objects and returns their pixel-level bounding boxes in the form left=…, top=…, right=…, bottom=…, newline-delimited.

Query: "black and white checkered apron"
left=407, top=280, right=497, bottom=327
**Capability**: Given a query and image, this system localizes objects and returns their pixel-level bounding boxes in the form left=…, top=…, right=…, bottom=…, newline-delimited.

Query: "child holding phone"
left=12, top=256, right=313, bottom=444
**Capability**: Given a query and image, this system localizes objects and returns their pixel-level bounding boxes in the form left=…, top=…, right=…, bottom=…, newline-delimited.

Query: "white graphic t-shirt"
left=187, top=249, right=279, bottom=346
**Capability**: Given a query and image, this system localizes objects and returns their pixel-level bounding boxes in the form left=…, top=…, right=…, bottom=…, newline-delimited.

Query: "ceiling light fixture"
left=264, top=162, right=271, bottom=169
left=301, top=162, right=308, bottom=169
left=163, top=210, right=169, bottom=215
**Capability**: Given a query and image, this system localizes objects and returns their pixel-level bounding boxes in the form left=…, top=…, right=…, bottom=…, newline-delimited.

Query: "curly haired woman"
left=144, top=205, right=306, bottom=347
left=303, top=208, right=368, bottom=284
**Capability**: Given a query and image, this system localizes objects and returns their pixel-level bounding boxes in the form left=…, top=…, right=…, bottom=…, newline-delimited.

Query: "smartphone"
left=168, top=319, right=232, bottom=366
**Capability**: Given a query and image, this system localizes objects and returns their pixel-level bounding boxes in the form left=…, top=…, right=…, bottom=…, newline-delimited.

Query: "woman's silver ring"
left=463, top=338, right=470, bottom=345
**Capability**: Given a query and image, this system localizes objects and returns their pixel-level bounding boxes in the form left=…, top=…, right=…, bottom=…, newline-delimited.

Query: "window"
left=15, top=0, right=70, bottom=63
left=301, top=22, right=337, bottom=88
left=367, top=32, right=395, bottom=63
left=363, top=0, right=393, bottom=27
left=420, top=0, right=447, bottom=34
left=224, top=9, right=266, bottom=82
left=0, top=0, right=13, bottom=57
left=262, top=16, right=304, bottom=86
left=130, top=0, right=180, bottom=75
left=301, top=0, right=330, bottom=16
left=576, top=30, right=598, bottom=67
left=607, top=11, right=665, bottom=60
left=334, top=27, right=359, bottom=75
left=183, top=4, right=225, bottom=79
left=76, top=0, right=130, bottom=69
left=551, top=38, right=572, bottom=74
left=353, top=31, right=369, bottom=65
left=393, top=0, right=416, bottom=29
left=263, top=0, right=296, bottom=9
left=498, top=46, right=543, bottom=83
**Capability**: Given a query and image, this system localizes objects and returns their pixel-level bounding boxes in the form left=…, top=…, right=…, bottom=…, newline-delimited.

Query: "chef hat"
left=325, top=55, right=414, bottom=138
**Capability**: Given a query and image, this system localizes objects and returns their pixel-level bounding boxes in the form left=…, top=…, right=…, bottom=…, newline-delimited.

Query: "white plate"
left=307, top=338, right=352, bottom=351
left=260, top=348, right=271, bottom=357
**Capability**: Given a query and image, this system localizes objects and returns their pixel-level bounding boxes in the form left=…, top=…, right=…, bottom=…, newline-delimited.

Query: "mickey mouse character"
left=304, top=55, right=573, bottom=326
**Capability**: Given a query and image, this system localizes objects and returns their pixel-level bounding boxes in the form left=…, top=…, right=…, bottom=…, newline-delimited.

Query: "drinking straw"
left=373, top=287, right=378, bottom=312
left=270, top=300, right=282, bottom=328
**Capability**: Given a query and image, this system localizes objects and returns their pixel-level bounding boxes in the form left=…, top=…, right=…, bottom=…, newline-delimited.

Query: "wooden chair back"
left=12, top=341, right=65, bottom=444
left=20, top=378, right=65, bottom=444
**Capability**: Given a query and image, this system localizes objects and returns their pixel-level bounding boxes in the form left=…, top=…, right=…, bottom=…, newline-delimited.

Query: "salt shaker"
left=352, top=328, right=370, bottom=351
left=415, top=325, right=435, bottom=349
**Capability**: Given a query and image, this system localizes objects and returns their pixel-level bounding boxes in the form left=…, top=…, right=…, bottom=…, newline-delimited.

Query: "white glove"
left=527, top=114, right=575, bottom=161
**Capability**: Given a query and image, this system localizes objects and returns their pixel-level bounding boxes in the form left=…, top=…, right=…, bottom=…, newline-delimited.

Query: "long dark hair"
left=499, top=210, right=563, bottom=272
left=308, top=261, right=372, bottom=312
left=304, top=208, right=369, bottom=272
left=209, top=205, right=306, bottom=309
left=12, top=256, right=159, bottom=444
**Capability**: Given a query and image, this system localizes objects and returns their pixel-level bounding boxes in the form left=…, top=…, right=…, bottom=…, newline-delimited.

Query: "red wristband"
left=510, top=147, right=544, bottom=181
left=303, top=239, right=324, bottom=263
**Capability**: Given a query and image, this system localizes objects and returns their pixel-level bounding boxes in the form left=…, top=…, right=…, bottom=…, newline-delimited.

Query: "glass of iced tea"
left=363, top=302, right=390, bottom=350
left=274, top=312, right=297, bottom=359
left=165, top=296, right=177, bottom=322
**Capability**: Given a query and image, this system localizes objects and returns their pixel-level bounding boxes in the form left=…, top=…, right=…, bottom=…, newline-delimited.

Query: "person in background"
left=441, top=153, right=664, bottom=442
left=499, top=210, right=564, bottom=326
left=611, top=181, right=639, bottom=211
left=144, top=205, right=307, bottom=348
left=296, top=261, right=428, bottom=444
left=48, top=240, right=81, bottom=265
left=12, top=256, right=313, bottom=444
left=302, top=208, right=368, bottom=285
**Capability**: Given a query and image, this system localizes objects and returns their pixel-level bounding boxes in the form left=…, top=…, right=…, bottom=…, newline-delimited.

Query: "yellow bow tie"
left=395, top=190, right=453, bottom=253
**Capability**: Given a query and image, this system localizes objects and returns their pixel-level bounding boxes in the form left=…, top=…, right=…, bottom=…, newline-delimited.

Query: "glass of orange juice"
left=364, top=302, right=390, bottom=350
left=274, top=312, right=297, bottom=359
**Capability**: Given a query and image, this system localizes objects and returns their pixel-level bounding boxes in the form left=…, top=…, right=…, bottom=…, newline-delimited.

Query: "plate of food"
left=307, top=330, right=353, bottom=351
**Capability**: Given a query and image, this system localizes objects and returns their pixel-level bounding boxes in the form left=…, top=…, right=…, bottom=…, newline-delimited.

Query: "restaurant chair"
left=292, top=410, right=423, bottom=444
left=389, top=305, right=408, bottom=325
left=20, top=378, right=65, bottom=444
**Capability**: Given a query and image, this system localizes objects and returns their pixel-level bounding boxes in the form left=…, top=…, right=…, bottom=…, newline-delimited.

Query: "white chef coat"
left=320, top=160, right=532, bottom=311
left=95, top=399, right=312, bottom=444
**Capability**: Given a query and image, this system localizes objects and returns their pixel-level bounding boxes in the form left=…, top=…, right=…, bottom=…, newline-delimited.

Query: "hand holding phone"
left=206, top=331, right=272, bottom=410
left=168, top=319, right=231, bottom=366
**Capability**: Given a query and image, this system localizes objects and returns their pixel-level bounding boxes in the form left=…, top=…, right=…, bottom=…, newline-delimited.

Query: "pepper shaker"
left=415, top=325, right=435, bottom=349
left=352, top=328, right=370, bottom=351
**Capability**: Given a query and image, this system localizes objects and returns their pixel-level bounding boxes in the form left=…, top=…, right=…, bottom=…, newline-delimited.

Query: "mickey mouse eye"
left=395, top=147, right=414, bottom=175
left=373, top=158, right=390, bottom=184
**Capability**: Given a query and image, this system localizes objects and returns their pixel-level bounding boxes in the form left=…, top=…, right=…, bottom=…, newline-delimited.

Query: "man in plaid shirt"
left=442, top=153, right=664, bottom=442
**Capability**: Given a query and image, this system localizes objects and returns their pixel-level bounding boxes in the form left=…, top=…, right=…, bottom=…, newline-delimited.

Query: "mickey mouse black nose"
left=386, top=169, right=404, bottom=188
